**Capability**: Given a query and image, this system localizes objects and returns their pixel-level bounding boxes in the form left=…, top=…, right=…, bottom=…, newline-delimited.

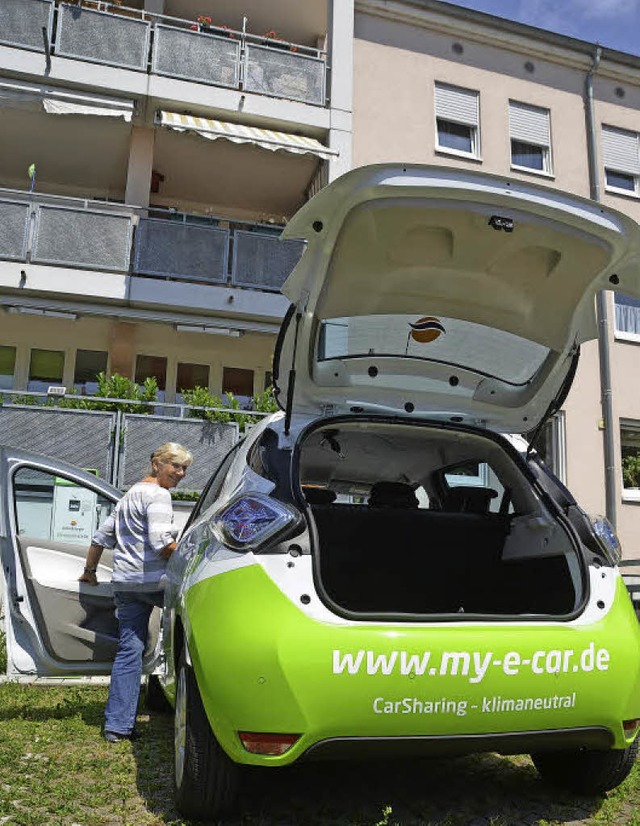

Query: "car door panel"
left=0, top=448, right=127, bottom=676
left=17, top=536, right=118, bottom=663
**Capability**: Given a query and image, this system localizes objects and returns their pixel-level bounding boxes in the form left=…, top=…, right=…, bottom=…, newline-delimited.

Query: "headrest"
left=443, top=486, right=498, bottom=514
left=303, top=487, right=337, bottom=505
left=368, top=481, right=419, bottom=509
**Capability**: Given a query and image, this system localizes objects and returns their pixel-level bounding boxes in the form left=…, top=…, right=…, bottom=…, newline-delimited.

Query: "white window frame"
left=620, top=420, right=640, bottom=502
left=434, top=82, right=480, bottom=160
left=509, top=101, right=552, bottom=176
left=602, top=125, right=640, bottom=197
left=614, top=292, right=640, bottom=342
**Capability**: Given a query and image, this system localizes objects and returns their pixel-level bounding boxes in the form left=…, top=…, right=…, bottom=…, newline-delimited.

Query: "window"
left=14, top=466, right=114, bottom=545
left=434, top=83, right=480, bottom=158
left=222, top=367, right=254, bottom=404
left=176, top=362, right=209, bottom=403
left=177, top=362, right=209, bottom=392
left=74, top=350, right=107, bottom=395
left=0, top=345, right=16, bottom=390
left=621, top=423, right=640, bottom=494
left=614, top=292, right=640, bottom=337
left=319, top=315, right=550, bottom=385
left=135, top=354, right=167, bottom=402
left=28, top=349, right=64, bottom=392
left=509, top=101, right=551, bottom=174
left=602, top=125, right=640, bottom=195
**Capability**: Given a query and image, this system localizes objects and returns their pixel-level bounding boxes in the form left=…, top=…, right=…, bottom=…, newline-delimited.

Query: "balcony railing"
left=0, top=0, right=327, bottom=107
left=0, top=189, right=305, bottom=292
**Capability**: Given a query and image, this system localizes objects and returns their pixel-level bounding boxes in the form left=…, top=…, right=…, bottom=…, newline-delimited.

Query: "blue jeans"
left=104, top=590, right=163, bottom=735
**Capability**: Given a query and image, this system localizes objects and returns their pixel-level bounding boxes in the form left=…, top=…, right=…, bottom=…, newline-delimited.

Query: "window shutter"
left=509, top=102, right=550, bottom=146
left=435, top=83, right=478, bottom=127
left=602, top=126, right=640, bottom=174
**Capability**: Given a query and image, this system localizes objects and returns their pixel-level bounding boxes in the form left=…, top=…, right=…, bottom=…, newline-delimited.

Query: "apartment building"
left=2, top=0, right=640, bottom=556
left=349, top=0, right=640, bottom=558
left=0, top=0, right=353, bottom=406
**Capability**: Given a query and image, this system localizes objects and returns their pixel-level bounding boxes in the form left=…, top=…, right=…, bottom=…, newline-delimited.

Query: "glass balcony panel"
left=232, top=230, right=305, bottom=291
left=56, top=3, right=150, bottom=71
left=0, top=0, right=53, bottom=52
left=133, top=217, right=229, bottom=282
left=0, top=201, right=30, bottom=261
left=32, top=205, right=133, bottom=272
left=244, top=44, right=325, bottom=105
left=152, top=25, right=240, bottom=88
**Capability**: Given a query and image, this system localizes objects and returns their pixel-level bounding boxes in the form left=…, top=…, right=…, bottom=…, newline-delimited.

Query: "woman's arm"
left=79, top=542, right=104, bottom=585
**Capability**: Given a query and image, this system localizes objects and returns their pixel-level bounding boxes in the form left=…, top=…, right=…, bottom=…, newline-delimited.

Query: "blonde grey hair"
left=150, top=442, right=193, bottom=467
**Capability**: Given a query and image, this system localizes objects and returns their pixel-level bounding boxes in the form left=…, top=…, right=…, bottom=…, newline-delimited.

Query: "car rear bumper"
left=302, top=726, right=615, bottom=761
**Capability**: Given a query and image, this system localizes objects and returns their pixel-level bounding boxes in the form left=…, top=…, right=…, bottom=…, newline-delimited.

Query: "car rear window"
left=318, top=314, right=550, bottom=385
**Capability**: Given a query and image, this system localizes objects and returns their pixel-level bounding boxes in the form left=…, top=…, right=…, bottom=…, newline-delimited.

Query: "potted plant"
left=191, top=15, right=212, bottom=32
left=262, top=30, right=298, bottom=52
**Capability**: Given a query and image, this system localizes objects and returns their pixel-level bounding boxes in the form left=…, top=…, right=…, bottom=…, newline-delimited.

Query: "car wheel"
left=531, top=737, right=639, bottom=795
left=173, top=650, right=239, bottom=819
left=144, top=674, right=172, bottom=714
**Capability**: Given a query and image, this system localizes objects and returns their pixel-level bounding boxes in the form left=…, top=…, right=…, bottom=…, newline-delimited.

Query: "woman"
left=80, top=442, right=193, bottom=742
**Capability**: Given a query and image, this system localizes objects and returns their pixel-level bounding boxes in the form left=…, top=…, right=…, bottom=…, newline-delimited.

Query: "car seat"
left=442, top=486, right=498, bottom=514
left=368, top=481, right=419, bottom=508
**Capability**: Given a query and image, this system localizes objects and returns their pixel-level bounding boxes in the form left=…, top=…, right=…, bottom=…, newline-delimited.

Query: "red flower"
left=264, top=30, right=277, bottom=39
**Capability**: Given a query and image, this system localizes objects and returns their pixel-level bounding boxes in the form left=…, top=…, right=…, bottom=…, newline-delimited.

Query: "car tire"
left=173, top=650, right=239, bottom=820
left=531, top=737, right=639, bottom=795
left=144, top=674, right=172, bottom=713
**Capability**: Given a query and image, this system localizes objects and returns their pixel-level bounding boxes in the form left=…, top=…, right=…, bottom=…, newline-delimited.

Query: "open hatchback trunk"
left=298, top=418, right=583, bottom=619
left=275, top=164, right=640, bottom=432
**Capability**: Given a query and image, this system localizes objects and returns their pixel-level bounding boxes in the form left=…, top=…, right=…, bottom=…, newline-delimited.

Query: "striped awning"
left=0, top=79, right=134, bottom=120
left=157, top=110, right=336, bottom=160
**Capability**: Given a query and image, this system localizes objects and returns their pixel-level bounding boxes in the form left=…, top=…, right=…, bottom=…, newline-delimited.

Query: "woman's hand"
left=79, top=568, right=99, bottom=586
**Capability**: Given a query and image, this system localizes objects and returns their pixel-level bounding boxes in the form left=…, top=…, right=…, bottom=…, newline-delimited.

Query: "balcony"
left=0, top=0, right=327, bottom=107
left=0, top=189, right=305, bottom=292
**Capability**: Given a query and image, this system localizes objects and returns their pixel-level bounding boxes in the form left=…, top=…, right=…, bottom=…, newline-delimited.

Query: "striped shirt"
left=93, top=481, right=178, bottom=591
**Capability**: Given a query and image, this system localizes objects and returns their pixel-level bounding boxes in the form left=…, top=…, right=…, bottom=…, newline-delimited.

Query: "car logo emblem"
left=409, top=316, right=446, bottom=343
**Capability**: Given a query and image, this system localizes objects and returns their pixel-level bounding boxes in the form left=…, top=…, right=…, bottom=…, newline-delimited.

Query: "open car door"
left=0, top=446, right=158, bottom=678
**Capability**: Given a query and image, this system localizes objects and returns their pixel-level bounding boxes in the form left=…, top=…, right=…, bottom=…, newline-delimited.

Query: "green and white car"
left=2, top=165, right=640, bottom=820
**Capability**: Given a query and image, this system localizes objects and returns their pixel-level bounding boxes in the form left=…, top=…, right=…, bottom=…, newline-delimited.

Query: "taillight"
left=623, top=718, right=640, bottom=737
left=238, top=731, right=300, bottom=755
left=211, top=493, right=301, bottom=552
left=589, top=514, right=622, bottom=565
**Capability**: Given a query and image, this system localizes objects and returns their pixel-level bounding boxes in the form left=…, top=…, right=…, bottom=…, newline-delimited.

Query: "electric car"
left=2, top=165, right=640, bottom=821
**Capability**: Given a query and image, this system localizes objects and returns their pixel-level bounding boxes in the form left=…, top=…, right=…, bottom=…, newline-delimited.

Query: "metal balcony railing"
left=1, top=0, right=327, bottom=107
left=0, top=0, right=54, bottom=52
left=152, top=24, right=241, bottom=89
left=0, top=189, right=305, bottom=291
left=0, top=192, right=134, bottom=272
left=55, top=3, right=151, bottom=71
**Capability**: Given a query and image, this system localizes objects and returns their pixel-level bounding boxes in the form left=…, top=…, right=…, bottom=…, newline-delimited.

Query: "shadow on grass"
left=0, top=684, right=106, bottom=725
left=131, top=715, right=604, bottom=826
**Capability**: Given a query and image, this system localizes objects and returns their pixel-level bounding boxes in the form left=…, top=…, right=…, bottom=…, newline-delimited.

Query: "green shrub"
left=622, top=453, right=640, bottom=488
left=181, top=386, right=234, bottom=423
left=171, top=489, right=201, bottom=501
left=252, top=386, right=279, bottom=414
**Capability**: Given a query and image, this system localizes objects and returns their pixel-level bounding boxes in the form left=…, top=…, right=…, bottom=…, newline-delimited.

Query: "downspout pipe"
left=585, top=45, right=617, bottom=527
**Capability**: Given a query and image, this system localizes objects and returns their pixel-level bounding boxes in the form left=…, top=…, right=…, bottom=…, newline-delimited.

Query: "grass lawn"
left=0, top=682, right=638, bottom=826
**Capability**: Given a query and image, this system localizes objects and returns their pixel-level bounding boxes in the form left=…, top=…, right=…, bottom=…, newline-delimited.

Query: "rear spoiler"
left=621, top=559, right=640, bottom=620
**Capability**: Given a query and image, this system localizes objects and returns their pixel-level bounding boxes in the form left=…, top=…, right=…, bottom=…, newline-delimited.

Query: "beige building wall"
left=0, top=314, right=275, bottom=401
left=353, top=12, right=591, bottom=197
